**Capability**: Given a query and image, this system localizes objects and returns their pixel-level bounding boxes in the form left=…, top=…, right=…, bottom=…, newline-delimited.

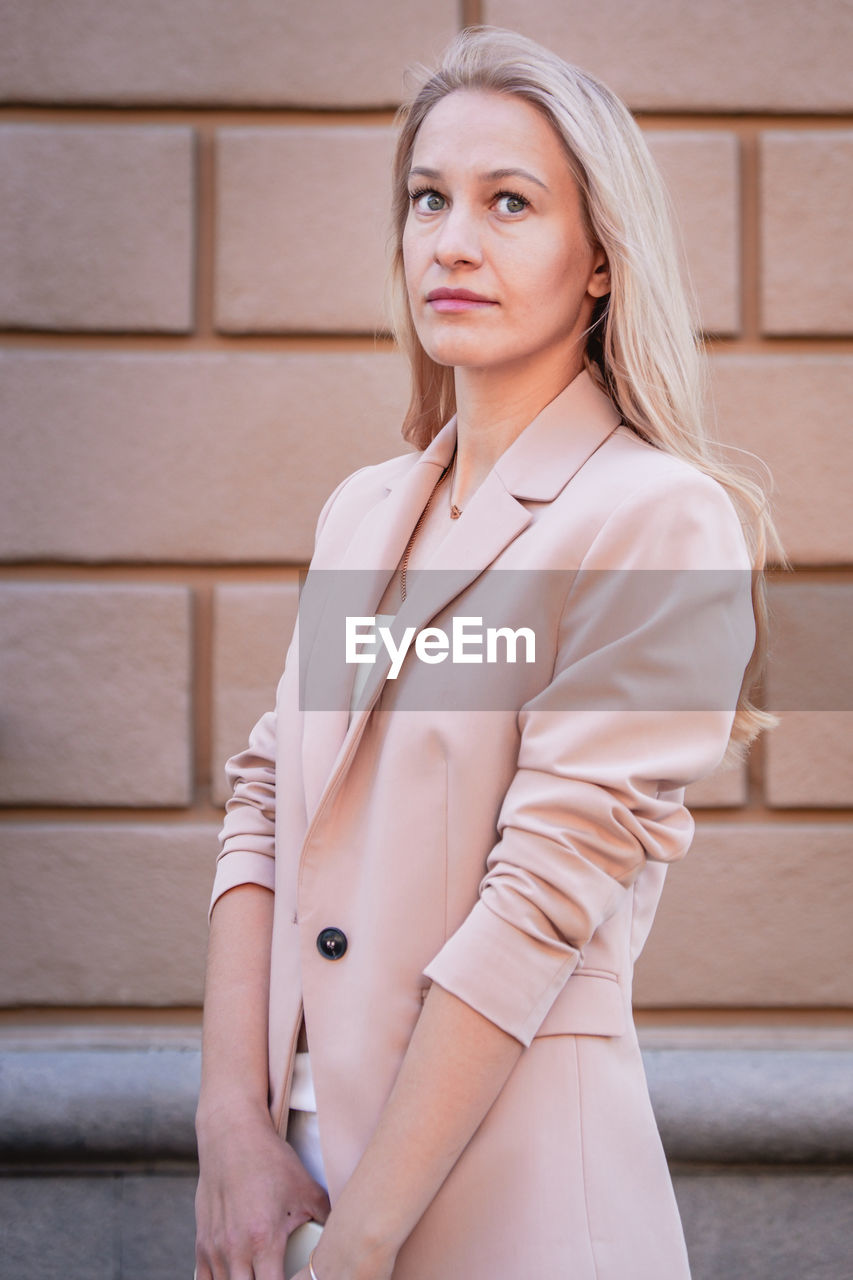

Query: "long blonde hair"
left=388, top=26, right=781, bottom=755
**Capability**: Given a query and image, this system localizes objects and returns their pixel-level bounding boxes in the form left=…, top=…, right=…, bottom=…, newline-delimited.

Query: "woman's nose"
left=433, top=204, right=482, bottom=268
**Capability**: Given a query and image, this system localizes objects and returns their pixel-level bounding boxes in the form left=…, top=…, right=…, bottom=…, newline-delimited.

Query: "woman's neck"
left=451, top=349, right=585, bottom=510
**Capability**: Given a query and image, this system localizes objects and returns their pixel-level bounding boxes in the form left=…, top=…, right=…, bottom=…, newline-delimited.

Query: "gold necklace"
left=399, top=456, right=460, bottom=602
left=449, top=449, right=462, bottom=519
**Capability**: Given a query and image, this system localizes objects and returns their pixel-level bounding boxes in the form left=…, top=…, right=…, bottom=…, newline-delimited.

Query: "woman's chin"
left=420, top=338, right=502, bottom=371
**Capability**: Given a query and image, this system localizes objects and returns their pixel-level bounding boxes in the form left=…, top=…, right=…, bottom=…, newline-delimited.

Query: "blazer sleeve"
left=208, top=469, right=364, bottom=919
left=423, top=465, right=756, bottom=1045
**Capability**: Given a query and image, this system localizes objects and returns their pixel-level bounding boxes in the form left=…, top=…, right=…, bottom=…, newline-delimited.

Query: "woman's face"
left=402, top=89, right=610, bottom=380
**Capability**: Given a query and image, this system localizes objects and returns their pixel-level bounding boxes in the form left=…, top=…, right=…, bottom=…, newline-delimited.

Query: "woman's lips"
left=426, top=288, right=497, bottom=313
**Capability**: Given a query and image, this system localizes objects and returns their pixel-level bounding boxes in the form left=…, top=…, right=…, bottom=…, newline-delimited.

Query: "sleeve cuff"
left=209, top=850, right=276, bottom=922
left=423, top=899, right=580, bottom=1047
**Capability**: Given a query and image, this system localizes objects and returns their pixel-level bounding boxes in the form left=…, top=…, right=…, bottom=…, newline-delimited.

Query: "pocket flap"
left=534, top=970, right=626, bottom=1038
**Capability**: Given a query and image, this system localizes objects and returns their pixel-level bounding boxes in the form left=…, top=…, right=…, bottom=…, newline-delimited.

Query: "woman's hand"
left=194, top=1099, right=330, bottom=1280
left=290, top=1222, right=397, bottom=1280
left=290, top=1245, right=396, bottom=1280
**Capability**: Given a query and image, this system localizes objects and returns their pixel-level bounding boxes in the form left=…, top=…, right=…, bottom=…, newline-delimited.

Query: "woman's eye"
left=410, top=189, right=446, bottom=213
left=495, top=191, right=529, bottom=215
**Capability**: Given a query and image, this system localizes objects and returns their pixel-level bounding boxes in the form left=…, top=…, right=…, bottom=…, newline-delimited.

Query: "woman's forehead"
left=411, top=90, right=568, bottom=178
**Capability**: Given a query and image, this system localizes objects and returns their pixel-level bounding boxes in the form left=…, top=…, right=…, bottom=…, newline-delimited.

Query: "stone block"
left=765, top=580, right=853, bottom=715
left=0, top=125, right=193, bottom=331
left=0, top=1177, right=117, bottom=1278
left=0, top=0, right=457, bottom=107
left=119, top=1175, right=198, bottom=1280
left=761, top=132, right=853, bottom=335
left=710, top=355, right=853, bottom=565
left=211, top=582, right=300, bottom=805
left=216, top=127, right=396, bottom=333
left=645, top=131, right=739, bottom=335
left=0, top=350, right=411, bottom=563
left=0, top=584, right=191, bottom=806
left=633, top=823, right=853, bottom=1006
left=685, top=761, right=748, bottom=809
left=0, top=1174, right=198, bottom=1280
left=763, top=580, right=853, bottom=807
left=0, top=823, right=219, bottom=1004
left=765, top=712, right=853, bottom=809
left=645, top=1045, right=853, bottom=1164
left=0, top=1046, right=201, bottom=1159
left=675, top=1170, right=853, bottom=1280
left=485, top=0, right=852, bottom=111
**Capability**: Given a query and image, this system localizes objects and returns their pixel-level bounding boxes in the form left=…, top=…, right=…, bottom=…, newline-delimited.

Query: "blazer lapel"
left=301, top=369, right=621, bottom=825
left=350, top=369, right=622, bottom=711
left=300, top=422, right=456, bottom=815
left=349, top=470, right=531, bottom=718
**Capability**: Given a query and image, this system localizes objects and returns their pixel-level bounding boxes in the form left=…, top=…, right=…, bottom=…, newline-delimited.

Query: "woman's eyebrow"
left=487, top=167, right=549, bottom=191
left=408, top=165, right=549, bottom=191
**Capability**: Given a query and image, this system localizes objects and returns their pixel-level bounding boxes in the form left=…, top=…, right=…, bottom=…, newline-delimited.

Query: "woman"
left=195, top=27, right=776, bottom=1280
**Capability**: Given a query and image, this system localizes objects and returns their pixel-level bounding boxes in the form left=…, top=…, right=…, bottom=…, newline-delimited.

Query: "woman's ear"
left=589, top=250, right=610, bottom=298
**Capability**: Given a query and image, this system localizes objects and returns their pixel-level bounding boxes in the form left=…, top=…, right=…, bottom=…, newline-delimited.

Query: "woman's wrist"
left=310, top=1236, right=397, bottom=1280
left=309, top=1206, right=399, bottom=1280
left=195, top=1088, right=272, bottom=1142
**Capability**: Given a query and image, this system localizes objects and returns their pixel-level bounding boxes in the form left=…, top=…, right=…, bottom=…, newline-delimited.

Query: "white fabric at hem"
left=286, top=1106, right=328, bottom=1191
left=290, top=1050, right=317, bottom=1111
left=287, top=1053, right=326, bottom=1189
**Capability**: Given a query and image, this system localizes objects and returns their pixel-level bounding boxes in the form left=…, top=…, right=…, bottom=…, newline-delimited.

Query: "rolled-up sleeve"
left=424, top=466, right=757, bottom=1044
left=209, top=704, right=280, bottom=919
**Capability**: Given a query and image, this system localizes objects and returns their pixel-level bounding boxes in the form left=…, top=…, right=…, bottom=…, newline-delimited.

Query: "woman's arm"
left=195, top=468, right=380, bottom=1276
left=197, top=884, right=275, bottom=1126
left=195, top=884, right=330, bottom=1280
left=304, top=983, right=522, bottom=1280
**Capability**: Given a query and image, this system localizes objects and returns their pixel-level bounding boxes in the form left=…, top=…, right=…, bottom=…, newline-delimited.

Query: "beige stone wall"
left=1, top=0, right=851, bottom=1031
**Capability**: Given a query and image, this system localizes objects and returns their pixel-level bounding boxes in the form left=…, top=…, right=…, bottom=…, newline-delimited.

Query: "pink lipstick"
left=426, top=288, right=497, bottom=313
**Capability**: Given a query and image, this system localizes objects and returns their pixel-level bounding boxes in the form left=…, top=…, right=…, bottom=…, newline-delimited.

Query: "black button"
left=316, top=927, right=348, bottom=960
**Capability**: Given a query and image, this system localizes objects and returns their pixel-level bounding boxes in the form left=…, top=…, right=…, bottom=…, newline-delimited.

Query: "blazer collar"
left=388, top=365, right=622, bottom=504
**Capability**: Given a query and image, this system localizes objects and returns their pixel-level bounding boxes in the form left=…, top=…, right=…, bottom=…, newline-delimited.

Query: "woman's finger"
left=253, top=1245, right=297, bottom=1280
left=306, top=1183, right=331, bottom=1224
left=196, top=1241, right=256, bottom=1280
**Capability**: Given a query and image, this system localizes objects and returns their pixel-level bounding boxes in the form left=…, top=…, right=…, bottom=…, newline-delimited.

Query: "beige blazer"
left=212, top=369, right=755, bottom=1278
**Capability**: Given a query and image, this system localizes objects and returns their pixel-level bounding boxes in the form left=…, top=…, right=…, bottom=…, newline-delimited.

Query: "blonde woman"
left=194, top=27, right=776, bottom=1280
